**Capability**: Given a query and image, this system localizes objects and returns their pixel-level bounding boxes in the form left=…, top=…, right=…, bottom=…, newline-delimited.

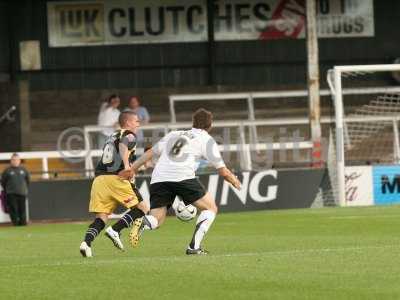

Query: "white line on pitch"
left=329, top=215, right=400, bottom=219
left=1, top=244, right=398, bottom=269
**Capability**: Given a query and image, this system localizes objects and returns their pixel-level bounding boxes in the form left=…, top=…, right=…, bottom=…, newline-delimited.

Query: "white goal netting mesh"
left=323, top=67, right=400, bottom=206
left=341, top=93, right=400, bottom=164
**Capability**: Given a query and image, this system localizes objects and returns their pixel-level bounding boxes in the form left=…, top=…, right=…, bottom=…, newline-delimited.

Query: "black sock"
left=84, top=218, right=105, bottom=246
left=112, top=208, right=145, bottom=233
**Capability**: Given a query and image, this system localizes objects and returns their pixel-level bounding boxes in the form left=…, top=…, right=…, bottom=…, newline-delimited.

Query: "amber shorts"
left=89, top=175, right=142, bottom=214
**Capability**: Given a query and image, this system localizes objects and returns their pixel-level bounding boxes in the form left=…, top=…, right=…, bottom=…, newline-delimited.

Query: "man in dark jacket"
left=1, top=153, right=30, bottom=226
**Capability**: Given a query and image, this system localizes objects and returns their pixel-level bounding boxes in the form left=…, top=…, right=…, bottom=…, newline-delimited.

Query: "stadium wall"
left=26, top=169, right=324, bottom=221
left=0, top=83, right=21, bottom=152
left=0, top=1, right=10, bottom=79
left=1, top=0, right=399, bottom=90
left=4, top=164, right=400, bottom=222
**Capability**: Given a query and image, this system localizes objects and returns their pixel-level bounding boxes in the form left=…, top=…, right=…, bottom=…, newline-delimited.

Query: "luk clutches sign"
left=47, top=0, right=207, bottom=46
left=47, top=3, right=105, bottom=46
left=47, top=0, right=374, bottom=47
left=259, top=0, right=374, bottom=39
left=105, top=0, right=207, bottom=44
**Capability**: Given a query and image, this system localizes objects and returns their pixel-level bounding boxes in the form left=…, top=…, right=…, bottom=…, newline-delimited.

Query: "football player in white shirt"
left=120, top=108, right=241, bottom=255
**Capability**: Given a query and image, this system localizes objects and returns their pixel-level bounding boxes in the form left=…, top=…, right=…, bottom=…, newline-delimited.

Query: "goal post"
left=327, top=64, right=400, bottom=207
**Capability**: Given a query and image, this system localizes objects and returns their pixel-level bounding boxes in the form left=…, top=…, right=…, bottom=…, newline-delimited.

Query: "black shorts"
left=150, top=178, right=206, bottom=209
left=131, top=184, right=144, bottom=203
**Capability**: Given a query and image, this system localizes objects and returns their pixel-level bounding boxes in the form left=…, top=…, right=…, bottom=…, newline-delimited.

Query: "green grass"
left=1, top=206, right=400, bottom=300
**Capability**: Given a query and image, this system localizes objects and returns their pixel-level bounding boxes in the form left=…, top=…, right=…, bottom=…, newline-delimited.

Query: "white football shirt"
left=150, top=128, right=226, bottom=184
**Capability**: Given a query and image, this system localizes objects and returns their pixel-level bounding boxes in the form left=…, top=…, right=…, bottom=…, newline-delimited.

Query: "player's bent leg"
left=187, top=193, right=218, bottom=255
left=137, top=200, right=150, bottom=214
left=192, top=192, right=218, bottom=213
left=81, top=213, right=109, bottom=258
left=144, top=207, right=167, bottom=229
left=129, top=206, right=167, bottom=248
left=107, top=201, right=149, bottom=249
left=128, top=201, right=150, bottom=247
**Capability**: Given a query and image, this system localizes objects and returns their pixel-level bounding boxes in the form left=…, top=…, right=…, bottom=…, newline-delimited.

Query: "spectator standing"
left=126, top=96, right=150, bottom=145
left=97, top=94, right=121, bottom=148
left=1, top=153, right=30, bottom=226
left=127, top=96, right=150, bottom=124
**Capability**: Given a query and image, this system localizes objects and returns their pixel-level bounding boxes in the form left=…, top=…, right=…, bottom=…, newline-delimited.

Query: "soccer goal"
left=326, top=64, right=400, bottom=206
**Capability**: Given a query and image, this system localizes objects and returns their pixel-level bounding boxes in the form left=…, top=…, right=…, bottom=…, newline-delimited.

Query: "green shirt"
left=1, top=166, right=30, bottom=196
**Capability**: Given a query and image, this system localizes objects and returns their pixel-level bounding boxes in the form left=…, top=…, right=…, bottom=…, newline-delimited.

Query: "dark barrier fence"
left=28, top=168, right=325, bottom=221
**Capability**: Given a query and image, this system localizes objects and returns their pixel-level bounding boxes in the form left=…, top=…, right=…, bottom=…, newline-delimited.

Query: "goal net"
left=325, top=64, right=400, bottom=206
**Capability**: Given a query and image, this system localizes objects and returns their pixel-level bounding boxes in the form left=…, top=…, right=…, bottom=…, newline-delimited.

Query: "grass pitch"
left=1, top=206, right=400, bottom=300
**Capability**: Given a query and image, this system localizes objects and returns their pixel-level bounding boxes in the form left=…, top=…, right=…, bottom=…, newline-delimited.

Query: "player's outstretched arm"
left=118, top=149, right=154, bottom=180
left=131, top=149, right=154, bottom=171
left=218, top=167, right=241, bottom=190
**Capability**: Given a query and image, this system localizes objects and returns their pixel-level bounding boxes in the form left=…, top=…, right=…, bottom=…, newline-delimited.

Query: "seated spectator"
left=97, top=94, right=120, bottom=148
left=1, top=153, right=30, bottom=226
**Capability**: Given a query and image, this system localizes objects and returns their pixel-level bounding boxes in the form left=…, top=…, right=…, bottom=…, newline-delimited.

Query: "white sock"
left=143, top=215, right=158, bottom=230
left=189, top=210, right=216, bottom=249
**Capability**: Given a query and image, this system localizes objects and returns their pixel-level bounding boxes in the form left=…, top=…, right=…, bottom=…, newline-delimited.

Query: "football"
left=174, top=201, right=197, bottom=222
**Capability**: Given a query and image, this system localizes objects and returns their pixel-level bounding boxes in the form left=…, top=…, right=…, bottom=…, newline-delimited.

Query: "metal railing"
left=84, top=119, right=317, bottom=174
left=1, top=116, right=400, bottom=179
left=0, top=151, right=82, bottom=179
left=3, top=86, right=400, bottom=179
left=169, top=87, right=400, bottom=123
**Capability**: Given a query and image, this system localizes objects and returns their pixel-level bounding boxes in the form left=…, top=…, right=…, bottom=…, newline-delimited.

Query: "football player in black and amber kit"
left=79, top=110, right=149, bottom=258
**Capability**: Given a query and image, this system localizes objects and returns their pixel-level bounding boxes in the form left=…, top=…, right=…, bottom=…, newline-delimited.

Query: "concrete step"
left=31, top=117, right=97, bottom=131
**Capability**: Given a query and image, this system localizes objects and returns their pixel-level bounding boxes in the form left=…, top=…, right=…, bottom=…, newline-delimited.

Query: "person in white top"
left=120, top=108, right=241, bottom=255
left=97, top=94, right=121, bottom=148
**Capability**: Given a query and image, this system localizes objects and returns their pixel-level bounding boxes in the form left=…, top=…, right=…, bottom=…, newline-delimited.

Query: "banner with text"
left=345, top=166, right=373, bottom=207
left=373, top=165, right=400, bottom=205
left=28, top=169, right=324, bottom=220
left=47, top=0, right=374, bottom=47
